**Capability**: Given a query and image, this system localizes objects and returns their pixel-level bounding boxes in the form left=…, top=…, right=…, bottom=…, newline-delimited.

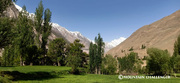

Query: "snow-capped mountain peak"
left=107, top=37, right=126, bottom=47
left=14, top=3, right=22, bottom=11
left=13, top=3, right=126, bottom=53
left=105, top=37, right=126, bottom=52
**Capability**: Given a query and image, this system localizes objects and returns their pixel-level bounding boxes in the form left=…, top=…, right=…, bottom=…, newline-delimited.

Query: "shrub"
left=101, top=55, right=117, bottom=75
left=146, top=48, right=171, bottom=75
left=129, top=47, right=134, bottom=51
left=141, top=44, right=146, bottom=49
left=118, top=52, right=139, bottom=73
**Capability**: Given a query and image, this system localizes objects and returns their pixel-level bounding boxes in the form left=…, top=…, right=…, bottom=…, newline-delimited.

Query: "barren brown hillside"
left=106, top=10, right=180, bottom=58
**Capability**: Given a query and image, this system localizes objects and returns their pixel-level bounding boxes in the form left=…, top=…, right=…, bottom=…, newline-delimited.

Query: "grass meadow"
left=0, top=66, right=180, bottom=83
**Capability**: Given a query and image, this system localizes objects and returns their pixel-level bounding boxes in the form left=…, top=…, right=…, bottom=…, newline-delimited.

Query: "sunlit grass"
left=0, top=66, right=180, bottom=83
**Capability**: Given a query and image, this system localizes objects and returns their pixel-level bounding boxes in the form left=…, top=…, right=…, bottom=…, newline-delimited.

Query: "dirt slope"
left=106, top=10, right=180, bottom=58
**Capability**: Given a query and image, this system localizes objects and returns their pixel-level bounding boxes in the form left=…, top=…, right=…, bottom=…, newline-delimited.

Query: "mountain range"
left=0, top=3, right=126, bottom=54
left=106, top=10, right=180, bottom=58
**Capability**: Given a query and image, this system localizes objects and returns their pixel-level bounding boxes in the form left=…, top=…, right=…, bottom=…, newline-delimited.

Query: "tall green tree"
left=35, top=0, right=44, bottom=48
left=171, top=35, right=180, bottom=73
left=173, top=35, right=180, bottom=57
left=35, top=1, right=52, bottom=65
left=96, top=34, right=104, bottom=74
left=48, top=38, right=66, bottom=66
left=89, top=33, right=104, bottom=74
left=89, top=42, right=95, bottom=73
left=66, top=39, right=85, bottom=74
left=15, top=6, right=34, bottom=66
left=41, top=8, right=52, bottom=64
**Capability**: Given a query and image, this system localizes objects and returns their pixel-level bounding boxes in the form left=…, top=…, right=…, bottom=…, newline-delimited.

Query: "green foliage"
left=0, top=56, right=2, bottom=66
left=173, top=56, right=180, bottom=72
left=48, top=38, right=66, bottom=66
left=34, top=1, right=52, bottom=65
left=0, top=76, right=12, bottom=83
left=141, top=44, right=146, bottom=49
left=35, top=0, right=44, bottom=47
left=14, top=6, right=34, bottom=66
left=2, top=46, right=17, bottom=66
left=118, top=52, right=138, bottom=73
left=0, top=17, right=14, bottom=48
left=146, top=48, right=171, bottom=75
left=134, top=59, right=144, bottom=73
left=171, top=35, right=180, bottom=73
left=173, top=35, right=180, bottom=57
left=129, top=47, right=134, bottom=51
left=101, top=55, right=117, bottom=75
left=142, top=56, right=148, bottom=60
left=89, top=42, right=95, bottom=73
left=41, top=8, right=52, bottom=59
left=66, top=39, right=85, bottom=74
left=170, top=55, right=180, bottom=73
left=0, top=0, right=16, bottom=15
left=89, top=33, right=105, bottom=74
left=0, top=0, right=53, bottom=66
left=25, top=45, right=39, bottom=65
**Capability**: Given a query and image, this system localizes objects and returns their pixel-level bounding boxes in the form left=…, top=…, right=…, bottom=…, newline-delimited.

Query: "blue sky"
left=16, top=0, right=180, bottom=42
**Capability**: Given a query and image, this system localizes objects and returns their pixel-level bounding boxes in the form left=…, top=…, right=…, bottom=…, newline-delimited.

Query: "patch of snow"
left=14, top=3, right=22, bottom=11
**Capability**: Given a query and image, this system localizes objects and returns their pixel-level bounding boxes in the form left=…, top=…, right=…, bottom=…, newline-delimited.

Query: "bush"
left=141, top=44, right=146, bottom=49
left=101, top=55, right=117, bottom=75
left=118, top=52, right=138, bottom=73
left=129, top=47, right=134, bottom=51
left=146, top=48, right=171, bottom=75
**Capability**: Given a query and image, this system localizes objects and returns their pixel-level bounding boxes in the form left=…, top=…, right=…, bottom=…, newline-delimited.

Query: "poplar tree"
left=96, top=33, right=105, bottom=74
left=35, top=1, right=52, bottom=65
left=35, top=0, right=44, bottom=48
left=89, top=33, right=105, bottom=74
left=41, top=8, right=52, bottom=64
left=89, top=42, right=95, bottom=73
left=173, top=35, right=180, bottom=57
left=171, top=35, right=180, bottom=72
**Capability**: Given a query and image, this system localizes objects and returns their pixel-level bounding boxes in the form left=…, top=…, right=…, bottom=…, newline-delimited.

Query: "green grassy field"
left=0, top=66, right=180, bottom=83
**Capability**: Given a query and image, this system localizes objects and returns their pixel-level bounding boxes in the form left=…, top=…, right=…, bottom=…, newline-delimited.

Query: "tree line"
left=0, top=0, right=90, bottom=74
left=89, top=35, right=180, bottom=76
left=1, top=0, right=180, bottom=76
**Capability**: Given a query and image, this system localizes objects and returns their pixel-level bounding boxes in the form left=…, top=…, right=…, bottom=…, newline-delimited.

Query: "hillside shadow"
left=0, top=71, right=63, bottom=81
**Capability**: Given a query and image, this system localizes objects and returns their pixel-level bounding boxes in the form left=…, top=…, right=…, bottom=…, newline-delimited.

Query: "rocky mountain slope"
left=49, top=23, right=91, bottom=53
left=106, top=10, right=180, bottom=58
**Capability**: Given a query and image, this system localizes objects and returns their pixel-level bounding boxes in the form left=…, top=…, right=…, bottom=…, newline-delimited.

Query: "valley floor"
left=0, top=66, right=179, bottom=83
